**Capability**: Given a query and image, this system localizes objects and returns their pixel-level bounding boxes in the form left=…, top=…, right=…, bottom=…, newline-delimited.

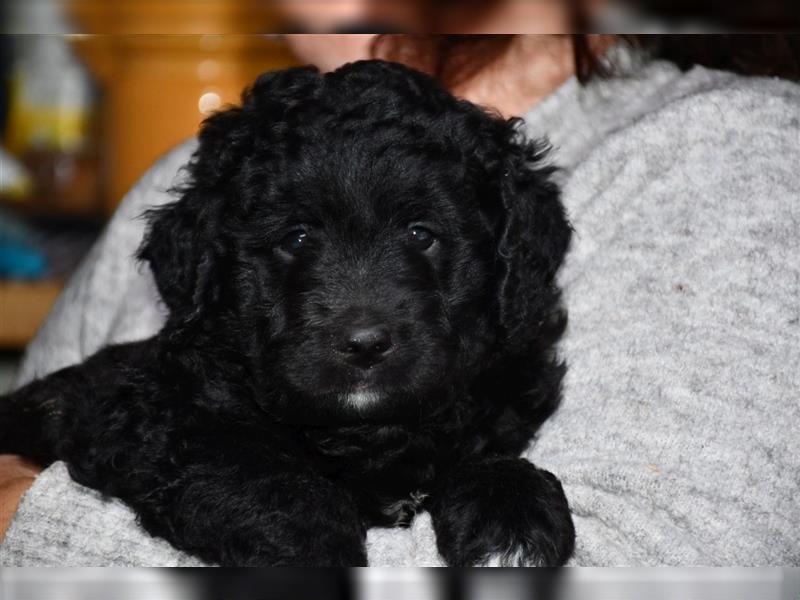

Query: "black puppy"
left=1, top=60, right=574, bottom=567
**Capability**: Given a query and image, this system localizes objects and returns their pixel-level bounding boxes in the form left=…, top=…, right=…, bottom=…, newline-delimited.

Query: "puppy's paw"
left=431, top=457, right=574, bottom=567
left=267, top=511, right=368, bottom=567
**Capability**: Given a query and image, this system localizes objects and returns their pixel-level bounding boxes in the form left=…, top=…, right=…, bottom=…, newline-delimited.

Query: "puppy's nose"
left=339, top=325, right=393, bottom=365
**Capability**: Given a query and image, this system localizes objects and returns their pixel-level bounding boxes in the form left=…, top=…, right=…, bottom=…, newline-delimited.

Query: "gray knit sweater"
left=2, top=55, right=799, bottom=566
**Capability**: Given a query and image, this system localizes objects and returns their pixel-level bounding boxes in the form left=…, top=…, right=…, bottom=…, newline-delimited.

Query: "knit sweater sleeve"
left=528, top=77, right=800, bottom=565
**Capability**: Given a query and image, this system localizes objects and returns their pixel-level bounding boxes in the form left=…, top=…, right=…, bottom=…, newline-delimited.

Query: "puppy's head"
left=139, top=61, right=570, bottom=421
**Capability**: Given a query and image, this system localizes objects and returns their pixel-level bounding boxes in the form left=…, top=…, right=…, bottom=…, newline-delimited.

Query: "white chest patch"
left=482, top=546, right=544, bottom=567
left=342, top=391, right=382, bottom=408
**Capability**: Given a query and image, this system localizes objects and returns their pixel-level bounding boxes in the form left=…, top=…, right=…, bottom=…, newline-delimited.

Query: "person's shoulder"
left=561, top=67, right=800, bottom=221
left=115, top=138, right=199, bottom=218
left=634, top=67, right=800, bottom=143
left=148, top=137, right=199, bottom=184
left=529, top=54, right=799, bottom=177
left=575, top=67, right=800, bottom=182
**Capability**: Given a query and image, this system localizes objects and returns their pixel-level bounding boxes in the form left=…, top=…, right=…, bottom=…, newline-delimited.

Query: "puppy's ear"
left=136, top=108, right=244, bottom=325
left=137, top=191, right=223, bottom=325
left=494, top=129, right=571, bottom=349
left=138, top=65, right=323, bottom=325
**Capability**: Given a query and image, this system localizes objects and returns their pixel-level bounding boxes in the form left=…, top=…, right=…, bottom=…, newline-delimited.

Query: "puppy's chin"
left=335, top=388, right=427, bottom=423
left=269, top=386, right=428, bottom=426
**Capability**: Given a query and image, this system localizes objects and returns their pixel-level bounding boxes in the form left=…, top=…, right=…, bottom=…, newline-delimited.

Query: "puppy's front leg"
left=137, top=463, right=368, bottom=567
left=429, top=457, right=574, bottom=566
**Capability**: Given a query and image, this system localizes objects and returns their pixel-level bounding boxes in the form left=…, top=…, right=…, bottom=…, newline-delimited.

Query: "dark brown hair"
left=373, top=34, right=800, bottom=89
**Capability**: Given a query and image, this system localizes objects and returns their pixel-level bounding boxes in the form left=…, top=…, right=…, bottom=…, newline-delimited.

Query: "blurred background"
left=0, top=1, right=299, bottom=392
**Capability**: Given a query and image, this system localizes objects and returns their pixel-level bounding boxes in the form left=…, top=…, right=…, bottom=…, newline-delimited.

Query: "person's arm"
left=0, top=457, right=40, bottom=543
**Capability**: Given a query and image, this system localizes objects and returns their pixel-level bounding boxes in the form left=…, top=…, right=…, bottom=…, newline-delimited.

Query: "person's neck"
left=452, top=35, right=611, bottom=118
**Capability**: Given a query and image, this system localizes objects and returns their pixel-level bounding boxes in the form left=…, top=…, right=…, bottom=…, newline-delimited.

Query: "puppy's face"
left=232, top=138, right=497, bottom=416
left=140, top=61, right=570, bottom=422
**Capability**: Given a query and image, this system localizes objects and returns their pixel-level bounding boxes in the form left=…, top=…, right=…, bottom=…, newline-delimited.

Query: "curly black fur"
left=0, top=60, right=574, bottom=566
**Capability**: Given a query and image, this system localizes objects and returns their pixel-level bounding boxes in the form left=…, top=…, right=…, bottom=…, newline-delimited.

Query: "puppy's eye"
left=407, top=225, right=437, bottom=251
left=278, top=228, right=309, bottom=257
